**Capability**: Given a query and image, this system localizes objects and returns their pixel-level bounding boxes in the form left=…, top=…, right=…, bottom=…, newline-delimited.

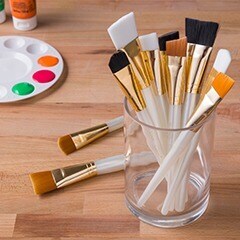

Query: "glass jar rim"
left=123, top=97, right=215, bottom=132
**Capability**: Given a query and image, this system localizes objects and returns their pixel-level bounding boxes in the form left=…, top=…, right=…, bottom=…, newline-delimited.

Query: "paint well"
left=38, top=56, right=59, bottom=67
left=33, top=70, right=56, bottom=83
left=12, top=82, right=35, bottom=96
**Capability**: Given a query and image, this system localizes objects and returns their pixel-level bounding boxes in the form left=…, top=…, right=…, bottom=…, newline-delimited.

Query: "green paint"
left=12, top=82, right=35, bottom=96
left=0, top=0, right=4, bottom=12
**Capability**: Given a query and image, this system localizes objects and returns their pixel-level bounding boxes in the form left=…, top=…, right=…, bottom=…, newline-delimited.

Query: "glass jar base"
left=125, top=195, right=209, bottom=228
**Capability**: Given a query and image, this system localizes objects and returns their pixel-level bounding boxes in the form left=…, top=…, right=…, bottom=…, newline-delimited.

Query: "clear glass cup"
left=123, top=98, right=215, bottom=228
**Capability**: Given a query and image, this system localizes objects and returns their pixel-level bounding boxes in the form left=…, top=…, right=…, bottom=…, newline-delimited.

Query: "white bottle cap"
left=12, top=15, right=37, bottom=31
left=0, top=10, right=6, bottom=24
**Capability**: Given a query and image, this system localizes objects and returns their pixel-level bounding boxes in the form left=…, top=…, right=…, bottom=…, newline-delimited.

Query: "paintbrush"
left=158, top=31, right=179, bottom=94
left=30, top=154, right=125, bottom=195
left=108, top=50, right=165, bottom=165
left=182, top=18, right=219, bottom=126
left=165, top=36, right=187, bottom=210
left=58, top=116, right=124, bottom=155
left=137, top=72, right=235, bottom=207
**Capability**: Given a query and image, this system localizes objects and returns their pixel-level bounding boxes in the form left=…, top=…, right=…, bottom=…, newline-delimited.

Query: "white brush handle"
left=137, top=110, right=164, bottom=164
left=182, top=93, right=199, bottom=126
left=130, top=151, right=156, bottom=167
left=107, top=116, right=124, bottom=132
left=137, top=130, right=195, bottom=207
left=168, top=105, right=182, bottom=212
left=179, top=92, right=199, bottom=209
left=142, top=87, right=166, bottom=154
left=156, top=94, right=168, bottom=127
left=178, top=132, right=201, bottom=211
left=161, top=132, right=200, bottom=215
left=95, top=154, right=125, bottom=175
left=142, top=87, right=163, bottom=127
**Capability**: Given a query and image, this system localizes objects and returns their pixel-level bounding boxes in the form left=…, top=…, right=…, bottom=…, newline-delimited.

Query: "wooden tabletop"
left=0, top=0, right=239, bottom=238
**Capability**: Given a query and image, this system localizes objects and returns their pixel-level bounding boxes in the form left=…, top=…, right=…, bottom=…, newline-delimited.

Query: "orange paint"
left=38, top=56, right=59, bottom=67
left=9, top=0, right=36, bottom=19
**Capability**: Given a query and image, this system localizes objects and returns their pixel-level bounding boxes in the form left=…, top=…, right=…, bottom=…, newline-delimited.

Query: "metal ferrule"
left=123, top=38, right=150, bottom=89
left=51, top=162, right=98, bottom=189
left=166, top=56, right=186, bottom=105
left=71, top=124, right=109, bottom=150
left=140, top=50, right=155, bottom=82
left=200, top=68, right=218, bottom=99
left=159, top=51, right=168, bottom=95
left=186, top=87, right=221, bottom=132
left=186, top=43, right=212, bottom=94
left=113, top=65, right=146, bottom=112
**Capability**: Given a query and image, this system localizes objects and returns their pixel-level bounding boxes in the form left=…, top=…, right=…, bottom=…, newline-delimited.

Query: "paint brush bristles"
left=212, top=72, right=234, bottom=98
left=166, top=37, right=187, bottom=57
left=30, top=171, right=56, bottom=195
left=58, top=116, right=124, bottom=155
left=158, top=31, right=180, bottom=51
left=108, top=12, right=138, bottom=50
left=58, top=135, right=76, bottom=155
left=185, top=18, right=219, bottom=46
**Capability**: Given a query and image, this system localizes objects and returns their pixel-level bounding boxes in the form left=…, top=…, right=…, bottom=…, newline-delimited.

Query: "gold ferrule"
left=52, top=162, right=97, bottom=188
left=166, top=56, right=186, bottom=105
left=114, top=65, right=146, bottom=112
left=159, top=51, right=168, bottom=94
left=199, top=68, right=218, bottom=99
left=140, top=50, right=155, bottom=82
left=186, top=44, right=212, bottom=94
left=187, top=103, right=219, bottom=132
left=186, top=88, right=221, bottom=132
left=71, top=124, right=109, bottom=150
left=123, top=39, right=150, bottom=88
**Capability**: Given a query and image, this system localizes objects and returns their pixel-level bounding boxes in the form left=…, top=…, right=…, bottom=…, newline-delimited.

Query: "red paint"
left=32, top=70, right=56, bottom=83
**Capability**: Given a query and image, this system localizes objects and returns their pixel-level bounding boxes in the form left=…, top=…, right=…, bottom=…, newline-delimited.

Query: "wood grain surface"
left=0, top=0, right=239, bottom=238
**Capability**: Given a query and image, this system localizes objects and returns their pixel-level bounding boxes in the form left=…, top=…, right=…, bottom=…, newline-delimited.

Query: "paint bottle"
left=0, top=0, right=6, bottom=23
left=9, top=0, right=37, bottom=31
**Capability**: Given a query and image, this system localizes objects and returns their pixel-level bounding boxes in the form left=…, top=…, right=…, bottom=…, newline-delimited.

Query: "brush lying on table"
left=58, top=116, right=123, bottom=155
left=30, top=154, right=125, bottom=195
left=107, top=12, right=235, bottom=214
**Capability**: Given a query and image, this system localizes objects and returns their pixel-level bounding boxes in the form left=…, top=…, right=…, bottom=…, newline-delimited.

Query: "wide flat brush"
left=108, top=13, right=167, bottom=139
left=58, top=116, right=123, bottom=155
left=183, top=18, right=219, bottom=126
left=108, top=12, right=150, bottom=89
left=30, top=154, right=125, bottom=195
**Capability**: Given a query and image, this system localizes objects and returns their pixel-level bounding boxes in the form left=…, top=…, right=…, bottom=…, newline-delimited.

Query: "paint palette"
left=0, top=36, right=64, bottom=103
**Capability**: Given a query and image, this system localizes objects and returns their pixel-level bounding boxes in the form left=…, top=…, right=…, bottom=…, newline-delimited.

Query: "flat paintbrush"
left=58, top=116, right=123, bottom=155
left=139, top=32, right=168, bottom=127
left=182, top=18, right=219, bottom=126
left=158, top=31, right=179, bottom=95
left=30, top=154, right=125, bottom=195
